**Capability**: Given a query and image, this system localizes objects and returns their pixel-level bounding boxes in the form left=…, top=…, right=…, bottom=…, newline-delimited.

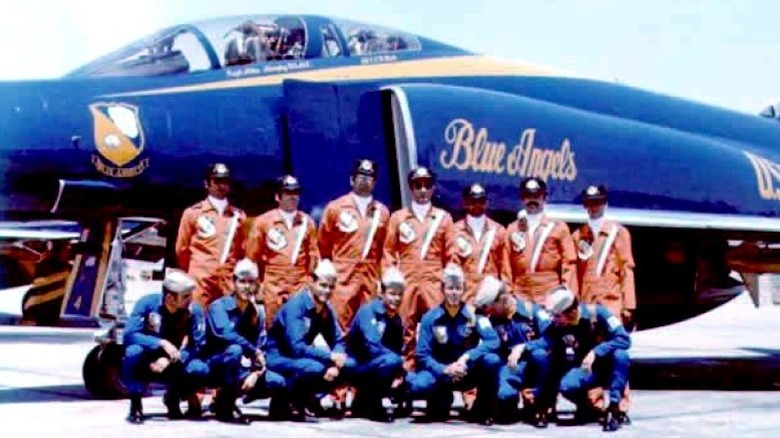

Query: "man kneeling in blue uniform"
left=205, top=258, right=287, bottom=424
left=347, top=267, right=406, bottom=422
left=266, top=259, right=356, bottom=420
left=122, top=270, right=209, bottom=424
left=473, top=275, right=553, bottom=427
left=412, top=264, right=501, bottom=425
left=544, top=286, right=631, bottom=432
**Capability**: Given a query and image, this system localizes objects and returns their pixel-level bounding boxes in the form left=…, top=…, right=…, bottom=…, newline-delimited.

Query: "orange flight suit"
left=383, top=206, right=455, bottom=367
left=175, top=199, right=246, bottom=307
left=247, top=209, right=319, bottom=325
left=572, top=219, right=636, bottom=316
left=318, top=194, right=390, bottom=331
left=573, top=219, right=635, bottom=413
left=451, top=217, right=506, bottom=303
left=502, top=214, right=577, bottom=305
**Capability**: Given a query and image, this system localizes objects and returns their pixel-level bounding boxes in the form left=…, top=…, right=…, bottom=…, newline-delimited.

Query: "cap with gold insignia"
left=474, top=275, right=504, bottom=308
left=162, top=269, right=197, bottom=295
left=462, top=183, right=487, bottom=200
left=233, top=258, right=259, bottom=279
left=277, top=174, right=301, bottom=193
left=545, top=285, right=577, bottom=316
left=407, top=166, right=435, bottom=184
left=442, top=263, right=465, bottom=284
left=352, top=159, right=378, bottom=178
left=206, top=163, right=231, bottom=180
left=519, top=177, right=547, bottom=197
left=581, top=184, right=608, bottom=204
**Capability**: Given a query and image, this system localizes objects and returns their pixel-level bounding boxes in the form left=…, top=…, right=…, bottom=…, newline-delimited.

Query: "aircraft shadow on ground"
left=0, top=384, right=91, bottom=404
left=631, top=356, right=780, bottom=390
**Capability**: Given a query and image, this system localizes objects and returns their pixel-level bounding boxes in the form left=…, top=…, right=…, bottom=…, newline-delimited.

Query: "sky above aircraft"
left=0, top=0, right=775, bottom=115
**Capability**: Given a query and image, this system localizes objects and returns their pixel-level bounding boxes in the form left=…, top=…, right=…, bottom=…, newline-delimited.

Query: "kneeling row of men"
left=123, top=258, right=630, bottom=432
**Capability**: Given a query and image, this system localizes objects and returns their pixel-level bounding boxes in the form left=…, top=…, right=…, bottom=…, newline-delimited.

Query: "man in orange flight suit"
left=503, top=177, right=577, bottom=305
left=383, top=167, right=455, bottom=367
left=572, top=184, right=635, bottom=418
left=247, top=175, right=319, bottom=325
left=318, top=159, right=390, bottom=331
left=176, top=163, right=246, bottom=307
left=451, top=183, right=506, bottom=303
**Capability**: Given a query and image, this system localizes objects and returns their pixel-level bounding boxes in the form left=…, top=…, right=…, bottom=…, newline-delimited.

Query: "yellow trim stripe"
left=104, top=55, right=571, bottom=98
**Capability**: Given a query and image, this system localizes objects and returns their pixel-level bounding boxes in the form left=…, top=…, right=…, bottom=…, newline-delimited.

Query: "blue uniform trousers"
left=559, top=349, right=630, bottom=405
left=497, top=347, right=551, bottom=403
left=206, top=344, right=286, bottom=397
left=122, top=344, right=209, bottom=396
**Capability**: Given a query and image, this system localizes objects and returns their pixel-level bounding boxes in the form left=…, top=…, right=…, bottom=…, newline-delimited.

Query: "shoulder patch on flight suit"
left=477, top=316, right=492, bottom=330
left=372, top=317, right=386, bottom=336
left=510, top=231, right=526, bottom=252
left=398, top=221, right=416, bottom=244
left=537, top=309, right=551, bottom=321
left=433, top=325, right=448, bottom=343
left=337, top=210, right=359, bottom=233
left=266, top=227, right=288, bottom=251
left=196, top=215, right=216, bottom=239
left=302, top=316, right=311, bottom=332
left=147, top=312, right=161, bottom=333
left=607, top=315, right=622, bottom=330
left=455, top=234, right=473, bottom=257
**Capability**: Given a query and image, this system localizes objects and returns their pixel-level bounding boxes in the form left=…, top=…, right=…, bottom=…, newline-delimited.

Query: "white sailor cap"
left=381, top=266, right=406, bottom=288
left=233, top=258, right=259, bottom=279
left=313, top=258, right=338, bottom=280
left=545, top=285, right=577, bottom=316
left=442, top=263, right=465, bottom=284
left=474, top=275, right=504, bottom=308
left=163, top=269, right=197, bottom=295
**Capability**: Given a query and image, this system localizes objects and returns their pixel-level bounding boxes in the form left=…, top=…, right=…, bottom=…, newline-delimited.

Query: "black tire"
left=82, top=343, right=128, bottom=399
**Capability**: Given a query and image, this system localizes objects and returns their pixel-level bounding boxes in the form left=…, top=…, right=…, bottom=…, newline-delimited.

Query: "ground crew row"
left=122, top=260, right=631, bottom=432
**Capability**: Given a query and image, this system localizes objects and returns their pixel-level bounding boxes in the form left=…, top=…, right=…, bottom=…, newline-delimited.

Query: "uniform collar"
left=512, top=297, right=534, bottom=320
left=200, top=198, right=235, bottom=215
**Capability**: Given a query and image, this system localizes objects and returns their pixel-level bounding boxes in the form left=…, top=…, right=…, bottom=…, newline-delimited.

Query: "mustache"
left=526, top=201, right=540, bottom=208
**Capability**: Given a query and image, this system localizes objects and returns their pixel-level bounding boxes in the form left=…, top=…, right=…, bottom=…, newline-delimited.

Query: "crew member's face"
left=484, top=293, right=512, bottom=318
left=382, top=284, right=404, bottom=315
left=442, top=279, right=464, bottom=307
left=411, top=178, right=434, bottom=204
left=205, top=177, right=230, bottom=199
left=277, top=191, right=300, bottom=212
left=464, top=197, right=487, bottom=217
left=553, top=306, right=580, bottom=327
left=584, top=200, right=606, bottom=220
left=312, top=276, right=337, bottom=304
left=168, top=291, right=193, bottom=311
left=234, top=275, right=259, bottom=302
left=521, top=193, right=546, bottom=214
left=351, top=174, right=376, bottom=197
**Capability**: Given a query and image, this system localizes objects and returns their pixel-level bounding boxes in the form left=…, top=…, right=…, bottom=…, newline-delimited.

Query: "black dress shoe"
left=326, top=402, right=346, bottom=420
left=533, top=410, right=549, bottom=429
left=164, top=394, right=184, bottom=420
left=603, top=409, right=620, bottom=432
left=216, top=406, right=251, bottom=425
left=368, top=407, right=395, bottom=423
left=184, top=397, right=203, bottom=420
left=126, top=397, right=144, bottom=424
left=617, top=411, right=631, bottom=426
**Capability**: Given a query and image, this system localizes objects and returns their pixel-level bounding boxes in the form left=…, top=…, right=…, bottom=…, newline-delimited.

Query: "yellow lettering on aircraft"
left=440, top=119, right=577, bottom=182
left=744, top=150, right=780, bottom=201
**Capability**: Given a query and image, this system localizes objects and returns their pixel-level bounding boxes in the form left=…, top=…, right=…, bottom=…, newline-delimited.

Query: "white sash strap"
left=361, top=207, right=382, bottom=261
left=219, top=211, right=240, bottom=265
left=596, top=224, right=619, bottom=277
left=290, top=216, right=308, bottom=264
left=420, top=211, right=444, bottom=260
left=476, top=225, right=497, bottom=274
left=529, top=222, right=555, bottom=273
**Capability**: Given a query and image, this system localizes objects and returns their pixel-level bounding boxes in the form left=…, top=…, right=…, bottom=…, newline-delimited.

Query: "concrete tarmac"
left=1, top=292, right=780, bottom=437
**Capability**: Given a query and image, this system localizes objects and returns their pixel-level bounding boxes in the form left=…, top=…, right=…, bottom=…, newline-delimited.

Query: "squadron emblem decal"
left=89, top=102, right=150, bottom=177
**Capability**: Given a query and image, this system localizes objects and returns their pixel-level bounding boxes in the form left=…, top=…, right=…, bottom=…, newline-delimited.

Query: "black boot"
left=184, top=393, right=203, bottom=420
left=532, top=406, right=549, bottom=429
left=213, top=390, right=250, bottom=425
left=602, top=404, right=621, bottom=432
left=164, top=391, right=183, bottom=420
left=126, top=396, right=144, bottom=424
left=617, top=411, right=632, bottom=426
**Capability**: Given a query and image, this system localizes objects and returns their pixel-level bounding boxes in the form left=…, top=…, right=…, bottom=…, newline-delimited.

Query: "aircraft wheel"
left=82, top=343, right=127, bottom=399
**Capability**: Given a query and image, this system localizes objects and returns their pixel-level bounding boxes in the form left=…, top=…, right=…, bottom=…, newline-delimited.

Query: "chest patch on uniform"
left=578, top=239, right=594, bottom=260
left=455, top=234, right=473, bottom=257
left=337, top=210, right=359, bottom=233
left=266, top=227, right=288, bottom=251
left=510, top=231, right=526, bottom=253
left=433, top=325, right=448, bottom=343
left=398, top=221, right=416, bottom=244
left=477, top=316, right=491, bottom=330
left=147, top=312, right=162, bottom=333
left=459, top=323, right=474, bottom=338
left=372, top=317, right=386, bottom=336
left=196, top=215, right=216, bottom=239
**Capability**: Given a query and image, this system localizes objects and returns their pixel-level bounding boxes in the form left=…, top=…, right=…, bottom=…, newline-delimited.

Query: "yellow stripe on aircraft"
left=103, top=55, right=571, bottom=98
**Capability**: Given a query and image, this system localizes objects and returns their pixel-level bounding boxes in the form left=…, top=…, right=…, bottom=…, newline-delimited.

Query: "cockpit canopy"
left=65, top=15, right=432, bottom=78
